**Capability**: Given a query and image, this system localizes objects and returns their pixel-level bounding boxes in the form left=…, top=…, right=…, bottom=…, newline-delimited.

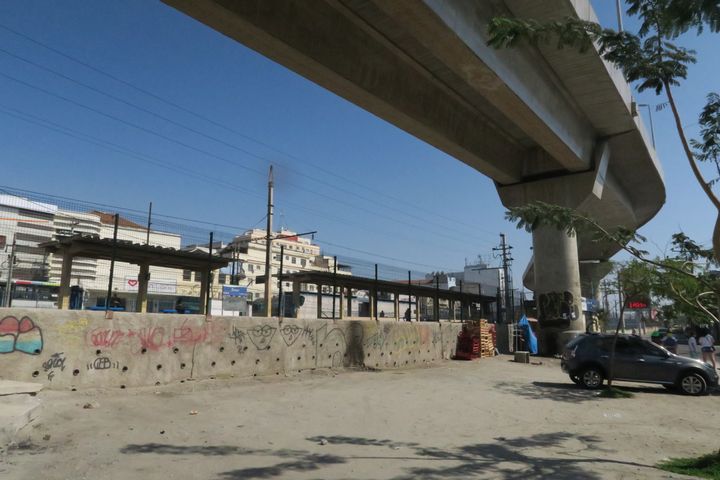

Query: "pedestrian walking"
left=686, top=327, right=699, bottom=359
left=699, top=329, right=716, bottom=369
left=662, top=331, right=678, bottom=354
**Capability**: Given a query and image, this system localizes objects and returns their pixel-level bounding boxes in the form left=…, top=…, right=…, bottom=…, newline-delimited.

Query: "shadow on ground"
left=121, top=431, right=657, bottom=479
left=493, top=380, right=670, bottom=403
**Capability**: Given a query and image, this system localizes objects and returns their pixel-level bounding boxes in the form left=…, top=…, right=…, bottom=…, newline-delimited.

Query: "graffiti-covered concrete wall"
left=0, top=309, right=461, bottom=389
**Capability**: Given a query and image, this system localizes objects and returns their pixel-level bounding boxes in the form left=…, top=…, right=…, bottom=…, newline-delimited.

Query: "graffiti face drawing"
left=0, top=315, right=43, bottom=355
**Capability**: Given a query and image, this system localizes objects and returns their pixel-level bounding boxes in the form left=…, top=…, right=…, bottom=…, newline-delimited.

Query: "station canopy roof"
left=40, top=234, right=230, bottom=271
left=277, top=271, right=497, bottom=303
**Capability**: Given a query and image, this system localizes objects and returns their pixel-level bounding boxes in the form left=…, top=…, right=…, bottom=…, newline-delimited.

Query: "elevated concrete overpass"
left=163, top=0, right=665, bottom=352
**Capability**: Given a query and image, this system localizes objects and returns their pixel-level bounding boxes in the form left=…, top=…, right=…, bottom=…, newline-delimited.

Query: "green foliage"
left=487, top=13, right=696, bottom=94
left=658, top=450, right=720, bottom=479
left=692, top=93, right=720, bottom=186
left=617, top=260, right=654, bottom=302
left=671, top=232, right=715, bottom=263
left=489, top=0, right=720, bottom=260
left=507, top=201, right=720, bottom=324
left=650, top=0, right=720, bottom=37
left=506, top=202, right=647, bottom=257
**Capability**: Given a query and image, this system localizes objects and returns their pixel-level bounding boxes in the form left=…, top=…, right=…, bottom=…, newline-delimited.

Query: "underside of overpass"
left=163, top=0, right=665, bottom=353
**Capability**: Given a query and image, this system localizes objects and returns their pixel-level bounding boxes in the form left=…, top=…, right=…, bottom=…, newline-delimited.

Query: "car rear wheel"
left=580, top=367, right=604, bottom=389
left=678, top=373, right=708, bottom=396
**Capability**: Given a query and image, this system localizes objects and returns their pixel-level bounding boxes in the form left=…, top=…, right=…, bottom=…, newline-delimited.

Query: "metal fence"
left=0, top=185, right=509, bottom=320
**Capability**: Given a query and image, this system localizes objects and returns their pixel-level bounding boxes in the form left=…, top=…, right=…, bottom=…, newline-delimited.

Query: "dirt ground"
left=1, top=356, right=717, bottom=480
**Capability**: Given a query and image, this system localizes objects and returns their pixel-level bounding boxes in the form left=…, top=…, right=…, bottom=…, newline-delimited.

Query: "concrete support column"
left=136, top=263, right=150, bottom=313
left=415, top=296, right=420, bottom=321
left=57, top=249, right=73, bottom=310
left=394, top=293, right=400, bottom=321
left=338, top=286, right=345, bottom=319
left=198, top=269, right=209, bottom=315
left=316, top=284, right=323, bottom=319
left=346, top=287, right=352, bottom=318
left=369, top=290, right=375, bottom=319
left=533, top=225, right=584, bottom=354
left=292, top=280, right=301, bottom=318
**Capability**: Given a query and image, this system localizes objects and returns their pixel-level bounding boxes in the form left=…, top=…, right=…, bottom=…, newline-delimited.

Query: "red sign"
left=626, top=301, right=648, bottom=309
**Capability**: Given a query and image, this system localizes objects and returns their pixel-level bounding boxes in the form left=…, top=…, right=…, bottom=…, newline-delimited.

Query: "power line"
left=0, top=70, right=496, bottom=251
left=1, top=108, right=495, bottom=257
left=2, top=177, right=489, bottom=267
left=0, top=23, right=501, bottom=241
left=314, top=239, right=450, bottom=271
left=0, top=44, right=494, bottom=242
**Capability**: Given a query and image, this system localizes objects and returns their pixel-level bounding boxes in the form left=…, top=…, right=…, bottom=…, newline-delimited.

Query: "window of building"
left=219, top=273, right=227, bottom=285
left=194, top=272, right=204, bottom=282
left=301, top=259, right=306, bottom=267
left=248, top=264, right=254, bottom=273
left=291, top=257, right=296, bottom=264
left=183, top=270, right=192, bottom=281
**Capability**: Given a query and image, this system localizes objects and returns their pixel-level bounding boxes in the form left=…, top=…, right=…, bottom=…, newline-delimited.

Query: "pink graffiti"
left=85, top=322, right=221, bottom=352
left=169, top=320, right=208, bottom=347
left=88, top=329, right=125, bottom=348
left=135, top=327, right=166, bottom=351
left=168, top=320, right=225, bottom=348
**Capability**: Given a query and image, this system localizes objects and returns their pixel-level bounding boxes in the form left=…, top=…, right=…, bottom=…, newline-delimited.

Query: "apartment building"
left=0, top=194, right=57, bottom=283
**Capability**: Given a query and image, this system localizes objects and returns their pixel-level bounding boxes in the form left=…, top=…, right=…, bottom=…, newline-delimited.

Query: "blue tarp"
left=518, top=315, right=538, bottom=354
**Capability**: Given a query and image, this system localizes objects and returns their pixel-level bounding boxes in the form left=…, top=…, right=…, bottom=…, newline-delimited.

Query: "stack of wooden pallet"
left=478, top=320, right=495, bottom=358
left=453, top=319, right=496, bottom=360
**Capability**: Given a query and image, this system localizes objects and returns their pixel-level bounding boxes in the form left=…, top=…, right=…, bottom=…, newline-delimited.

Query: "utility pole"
left=493, top=233, right=514, bottom=324
left=278, top=244, right=284, bottom=317
left=263, top=166, right=274, bottom=317
left=206, top=232, right=213, bottom=316
left=146, top=201, right=152, bottom=245
left=374, top=263, right=379, bottom=321
left=2, top=237, right=16, bottom=307
left=332, top=255, right=337, bottom=319
left=105, top=214, right=119, bottom=312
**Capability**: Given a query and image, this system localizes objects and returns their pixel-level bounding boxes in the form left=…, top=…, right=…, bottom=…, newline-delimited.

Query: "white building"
left=212, top=228, right=347, bottom=315
left=72, top=211, right=184, bottom=311
left=0, top=194, right=57, bottom=282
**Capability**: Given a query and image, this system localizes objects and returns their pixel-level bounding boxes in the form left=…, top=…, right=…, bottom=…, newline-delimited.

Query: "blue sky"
left=0, top=1, right=717, bottom=284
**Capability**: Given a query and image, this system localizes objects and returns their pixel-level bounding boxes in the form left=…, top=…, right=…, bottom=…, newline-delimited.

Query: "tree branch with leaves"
left=488, top=0, right=720, bottom=259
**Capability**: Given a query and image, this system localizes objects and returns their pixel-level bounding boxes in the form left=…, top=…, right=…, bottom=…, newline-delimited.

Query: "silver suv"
left=561, top=334, right=719, bottom=395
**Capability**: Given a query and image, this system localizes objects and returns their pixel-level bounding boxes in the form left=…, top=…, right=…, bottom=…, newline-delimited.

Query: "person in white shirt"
left=687, top=328, right=699, bottom=359
left=699, top=330, right=716, bottom=368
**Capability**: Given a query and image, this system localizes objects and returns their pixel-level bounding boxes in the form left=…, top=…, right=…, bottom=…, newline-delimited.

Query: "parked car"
left=561, top=333, right=718, bottom=395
